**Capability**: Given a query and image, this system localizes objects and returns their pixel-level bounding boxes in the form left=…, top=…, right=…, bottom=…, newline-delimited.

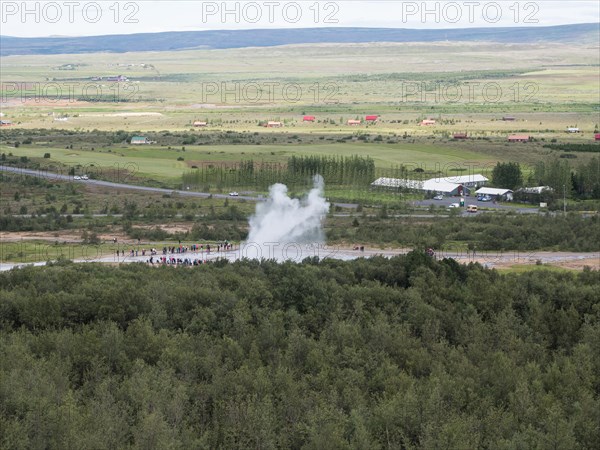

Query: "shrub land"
left=1, top=255, right=598, bottom=448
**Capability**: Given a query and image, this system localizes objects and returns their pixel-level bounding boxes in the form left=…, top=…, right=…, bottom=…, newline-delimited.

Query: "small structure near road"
left=453, top=132, right=468, bottom=139
left=475, top=187, right=514, bottom=201
left=365, top=115, right=379, bottom=123
left=443, top=174, right=489, bottom=188
left=422, top=179, right=468, bottom=196
left=303, top=115, right=315, bottom=122
left=420, top=119, right=436, bottom=126
left=193, top=121, right=208, bottom=127
left=266, top=121, right=282, bottom=128
left=508, top=134, right=530, bottom=142
left=567, top=127, right=580, bottom=133
left=130, top=136, right=155, bottom=145
left=519, top=186, right=554, bottom=194
left=347, top=119, right=361, bottom=126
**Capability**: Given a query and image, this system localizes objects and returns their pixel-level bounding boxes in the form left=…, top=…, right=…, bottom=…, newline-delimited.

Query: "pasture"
left=2, top=140, right=496, bottom=182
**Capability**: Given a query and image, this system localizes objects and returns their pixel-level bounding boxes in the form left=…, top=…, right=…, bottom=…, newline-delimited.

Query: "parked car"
left=433, top=194, right=444, bottom=200
left=229, top=192, right=239, bottom=197
left=81, top=175, right=89, bottom=180
left=74, top=175, right=81, bottom=180
left=448, top=203, right=460, bottom=208
left=467, top=205, right=478, bottom=213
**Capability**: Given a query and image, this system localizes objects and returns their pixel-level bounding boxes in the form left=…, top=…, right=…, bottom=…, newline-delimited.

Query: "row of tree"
left=492, top=158, right=599, bottom=199
left=182, top=155, right=376, bottom=190
left=330, top=213, right=600, bottom=252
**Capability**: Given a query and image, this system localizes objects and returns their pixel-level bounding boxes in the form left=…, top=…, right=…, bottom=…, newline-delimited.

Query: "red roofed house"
left=365, top=115, right=379, bottom=122
left=595, top=133, right=600, bottom=141
left=421, top=119, right=436, bottom=126
left=303, top=115, right=315, bottom=122
left=508, top=134, right=530, bottom=142
left=347, top=119, right=361, bottom=126
left=453, top=133, right=468, bottom=139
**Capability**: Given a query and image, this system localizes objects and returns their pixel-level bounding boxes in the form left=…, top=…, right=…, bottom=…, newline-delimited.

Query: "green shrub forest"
left=1, top=255, right=599, bottom=449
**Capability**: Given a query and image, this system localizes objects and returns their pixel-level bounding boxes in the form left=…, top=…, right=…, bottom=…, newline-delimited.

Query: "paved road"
left=0, top=165, right=256, bottom=201
left=1, top=165, right=360, bottom=208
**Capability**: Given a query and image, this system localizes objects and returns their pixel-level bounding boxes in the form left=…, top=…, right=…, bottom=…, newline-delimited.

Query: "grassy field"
left=1, top=42, right=598, bottom=122
left=2, top=140, right=497, bottom=181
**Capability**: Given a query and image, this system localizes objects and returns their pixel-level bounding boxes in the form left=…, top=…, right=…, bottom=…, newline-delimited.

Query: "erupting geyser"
left=244, top=175, right=330, bottom=259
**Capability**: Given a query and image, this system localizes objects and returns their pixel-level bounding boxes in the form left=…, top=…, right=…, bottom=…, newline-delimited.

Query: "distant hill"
left=1, top=23, right=598, bottom=56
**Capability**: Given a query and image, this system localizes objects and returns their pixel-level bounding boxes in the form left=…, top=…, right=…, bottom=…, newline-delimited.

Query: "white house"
left=422, top=179, right=468, bottom=196
left=475, top=187, right=514, bottom=201
left=371, top=177, right=469, bottom=195
left=438, top=174, right=489, bottom=188
left=519, top=186, right=554, bottom=194
left=371, top=177, right=416, bottom=189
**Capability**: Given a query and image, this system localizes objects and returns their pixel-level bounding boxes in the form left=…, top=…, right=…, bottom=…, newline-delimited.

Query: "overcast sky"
left=1, top=1, right=598, bottom=37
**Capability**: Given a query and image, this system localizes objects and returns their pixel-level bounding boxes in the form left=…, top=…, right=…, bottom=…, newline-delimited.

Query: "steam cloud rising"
left=246, top=175, right=330, bottom=255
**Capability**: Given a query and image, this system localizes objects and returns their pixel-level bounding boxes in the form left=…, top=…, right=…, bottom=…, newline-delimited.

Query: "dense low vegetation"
left=332, top=213, right=600, bottom=252
left=1, top=255, right=598, bottom=449
left=543, top=143, right=600, bottom=153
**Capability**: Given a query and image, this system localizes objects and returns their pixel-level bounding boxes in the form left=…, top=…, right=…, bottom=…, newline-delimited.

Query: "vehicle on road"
left=229, top=192, right=239, bottom=197
left=81, top=175, right=89, bottom=180
left=433, top=194, right=444, bottom=200
left=74, top=175, right=81, bottom=180
left=467, top=205, right=478, bottom=213
left=448, top=203, right=460, bottom=208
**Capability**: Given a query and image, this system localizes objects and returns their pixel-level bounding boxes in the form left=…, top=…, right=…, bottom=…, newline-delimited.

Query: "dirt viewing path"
left=0, top=244, right=597, bottom=272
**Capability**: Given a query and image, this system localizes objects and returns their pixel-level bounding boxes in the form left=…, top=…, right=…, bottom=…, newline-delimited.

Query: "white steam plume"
left=246, top=175, right=330, bottom=253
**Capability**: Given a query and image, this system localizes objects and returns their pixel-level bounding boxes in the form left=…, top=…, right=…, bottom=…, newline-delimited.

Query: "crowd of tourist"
left=113, top=241, right=235, bottom=266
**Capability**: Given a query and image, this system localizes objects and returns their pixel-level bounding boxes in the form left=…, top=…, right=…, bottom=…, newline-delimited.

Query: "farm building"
left=508, top=134, right=530, bottom=142
left=595, top=134, right=600, bottom=141
left=371, top=177, right=470, bottom=196
left=420, top=119, right=436, bottom=126
left=502, top=116, right=515, bottom=121
left=442, top=174, right=489, bottom=188
left=422, top=179, right=469, bottom=196
left=193, top=121, right=207, bottom=127
left=106, top=75, right=128, bottom=82
left=371, top=178, right=422, bottom=189
left=130, top=136, right=153, bottom=145
left=453, top=133, right=468, bottom=139
left=475, top=187, right=514, bottom=201
left=519, top=186, right=554, bottom=194
left=347, top=119, right=361, bottom=126
left=303, top=116, right=315, bottom=122
left=365, top=115, right=379, bottom=122
left=266, top=121, right=282, bottom=128
left=567, top=127, right=580, bottom=133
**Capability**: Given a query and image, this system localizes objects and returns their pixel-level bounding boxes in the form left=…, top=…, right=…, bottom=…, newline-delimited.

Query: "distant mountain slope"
left=1, top=23, right=598, bottom=56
